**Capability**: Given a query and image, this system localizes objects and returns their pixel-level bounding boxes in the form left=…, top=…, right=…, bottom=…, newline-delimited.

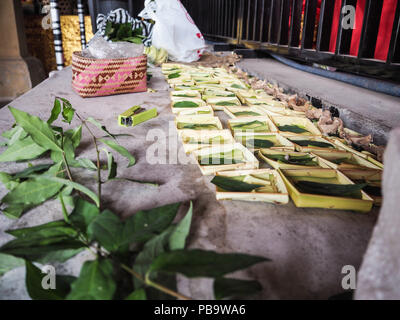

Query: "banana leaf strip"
left=168, top=72, right=181, bottom=79
left=215, top=101, right=238, bottom=106
left=177, top=123, right=219, bottom=130
left=265, top=154, right=317, bottom=166
left=173, top=101, right=199, bottom=108
left=290, top=140, right=334, bottom=148
left=211, top=176, right=264, bottom=192
left=278, top=125, right=310, bottom=134
left=233, top=111, right=261, bottom=117
left=246, top=139, right=274, bottom=148
left=294, top=181, right=367, bottom=198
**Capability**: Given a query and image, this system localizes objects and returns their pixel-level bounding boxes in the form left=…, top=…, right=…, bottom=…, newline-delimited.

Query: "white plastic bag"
left=139, top=0, right=206, bottom=62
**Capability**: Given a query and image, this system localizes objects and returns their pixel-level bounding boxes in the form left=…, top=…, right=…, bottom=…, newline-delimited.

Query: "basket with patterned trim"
left=71, top=52, right=147, bottom=98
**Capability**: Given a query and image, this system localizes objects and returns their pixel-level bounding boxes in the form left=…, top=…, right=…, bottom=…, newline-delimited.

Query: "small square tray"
left=258, top=149, right=330, bottom=169
left=172, top=105, right=214, bottom=116
left=271, top=116, right=321, bottom=136
left=191, top=143, right=259, bottom=175
left=278, top=168, right=374, bottom=212
left=234, top=132, right=295, bottom=152
left=228, top=116, right=278, bottom=134
left=224, top=106, right=268, bottom=118
left=288, top=136, right=350, bottom=158
left=175, top=115, right=223, bottom=131
left=214, top=169, right=289, bottom=204
left=178, top=129, right=235, bottom=154
left=170, top=97, right=206, bottom=109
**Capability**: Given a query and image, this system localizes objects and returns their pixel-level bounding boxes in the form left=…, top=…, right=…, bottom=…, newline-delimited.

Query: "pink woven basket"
left=71, top=52, right=147, bottom=98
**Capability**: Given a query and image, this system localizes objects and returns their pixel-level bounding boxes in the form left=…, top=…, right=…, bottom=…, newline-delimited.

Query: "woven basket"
left=71, top=52, right=147, bottom=98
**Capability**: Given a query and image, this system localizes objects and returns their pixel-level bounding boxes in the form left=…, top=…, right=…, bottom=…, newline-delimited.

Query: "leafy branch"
left=0, top=98, right=269, bottom=300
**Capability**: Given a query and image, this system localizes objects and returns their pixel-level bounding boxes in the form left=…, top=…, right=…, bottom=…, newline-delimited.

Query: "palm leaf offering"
left=173, top=101, right=199, bottom=108
left=294, top=180, right=367, bottom=199
left=177, top=123, right=219, bottom=130
left=198, top=149, right=245, bottom=166
left=290, top=139, right=335, bottom=149
left=277, top=125, right=310, bottom=134
left=233, top=111, right=261, bottom=117
left=231, top=120, right=269, bottom=132
left=264, top=153, right=318, bottom=166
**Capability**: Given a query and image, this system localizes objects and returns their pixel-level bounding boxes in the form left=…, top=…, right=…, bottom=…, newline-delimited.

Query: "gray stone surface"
left=355, top=128, right=400, bottom=300
left=238, top=58, right=400, bottom=145
left=0, top=65, right=379, bottom=300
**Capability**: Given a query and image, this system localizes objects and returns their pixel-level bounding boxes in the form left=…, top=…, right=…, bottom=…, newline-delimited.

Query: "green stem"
left=76, top=113, right=102, bottom=209
left=120, top=264, right=192, bottom=301
left=61, top=151, right=74, bottom=182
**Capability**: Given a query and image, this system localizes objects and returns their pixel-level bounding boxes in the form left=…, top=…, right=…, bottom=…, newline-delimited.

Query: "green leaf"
left=13, top=163, right=53, bottom=179
left=9, top=107, right=62, bottom=152
left=124, top=202, right=181, bottom=244
left=0, top=136, right=47, bottom=162
left=87, top=210, right=124, bottom=252
left=211, top=175, right=263, bottom=192
left=0, top=172, right=19, bottom=190
left=1, top=174, right=63, bottom=205
left=71, top=158, right=97, bottom=171
left=0, top=222, right=84, bottom=261
left=61, top=100, right=75, bottom=124
left=125, top=288, right=146, bottom=300
left=0, top=253, right=24, bottom=277
left=35, top=248, right=84, bottom=264
left=102, top=148, right=117, bottom=179
left=7, top=220, right=78, bottom=239
left=173, top=101, right=198, bottom=108
left=169, top=202, right=193, bottom=250
left=2, top=126, right=19, bottom=139
left=86, top=117, right=117, bottom=140
left=37, top=176, right=100, bottom=208
left=150, top=249, right=269, bottom=278
left=213, top=277, right=262, bottom=300
left=51, top=136, right=75, bottom=164
left=69, top=197, right=100, bottom=233
left=65, top=125, right=82, bottom=149
left=26, top=261, right=74, bottom=300
left=67, top=259, right=116, bottom=300
left=47, top=98, right=61, bottom=125
left=2, top=203, right=35, bottom=219
left=8, top=126, right=28, bottom=146
left=100, top=139, right=135, bottom=167
left=133, top=226, right=175, bottom=289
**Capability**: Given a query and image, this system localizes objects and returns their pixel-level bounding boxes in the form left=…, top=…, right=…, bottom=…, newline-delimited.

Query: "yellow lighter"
left=118, top=106, right=158, bottom=127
